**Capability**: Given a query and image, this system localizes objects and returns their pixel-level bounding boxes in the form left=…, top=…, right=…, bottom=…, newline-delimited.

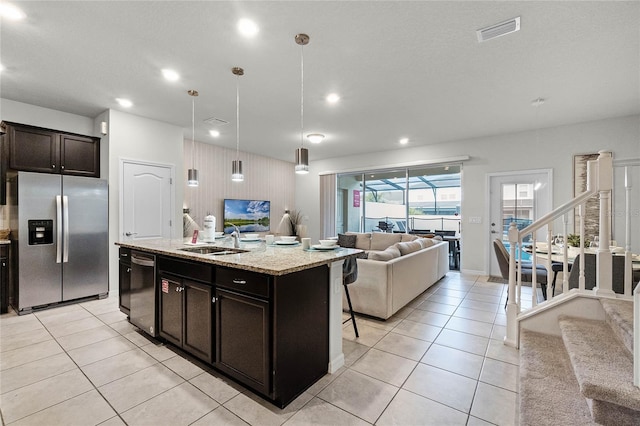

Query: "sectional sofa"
left=343, top=232, right=449, bottom=319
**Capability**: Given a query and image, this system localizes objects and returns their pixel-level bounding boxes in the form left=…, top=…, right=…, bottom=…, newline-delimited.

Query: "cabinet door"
left=158, top=274, right=183, bottom=347
left=118, top=260, right=131, bottom=315
left=184, top=280, right=213, bottom=363
left=8, top=124, right=59, bottom=173
left=1, top=248, right=7, bottom=314
left=215, top=288, right=270, bottom=396
left=61, top=134, right=100, bottom=177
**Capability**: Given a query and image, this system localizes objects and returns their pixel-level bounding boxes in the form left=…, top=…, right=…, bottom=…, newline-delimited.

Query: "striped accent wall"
left=183, top=139, right=296, bottom=233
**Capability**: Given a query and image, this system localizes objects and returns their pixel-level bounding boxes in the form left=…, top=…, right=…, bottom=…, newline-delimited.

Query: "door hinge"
left=169, top=178, right=173, bottom=185
left=169, top=219, right=172, bottom=226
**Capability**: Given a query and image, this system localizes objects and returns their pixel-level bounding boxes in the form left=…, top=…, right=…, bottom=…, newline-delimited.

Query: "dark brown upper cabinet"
left=2, top=122, right=100, bottom=178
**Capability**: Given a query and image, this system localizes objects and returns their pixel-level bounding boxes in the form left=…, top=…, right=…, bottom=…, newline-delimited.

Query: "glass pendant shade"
left=295, top=147, right=309, bottom=174
left=231, top=160, right=244, bottom=182
left=187, top=168, right=199, bottom=187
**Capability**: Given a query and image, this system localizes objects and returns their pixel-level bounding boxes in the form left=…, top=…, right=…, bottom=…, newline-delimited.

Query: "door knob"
left=125, top=232, right=138, bottom=237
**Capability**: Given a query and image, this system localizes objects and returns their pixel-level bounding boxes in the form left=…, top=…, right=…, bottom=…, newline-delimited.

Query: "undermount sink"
left=178, top=246, right=246, bottom=255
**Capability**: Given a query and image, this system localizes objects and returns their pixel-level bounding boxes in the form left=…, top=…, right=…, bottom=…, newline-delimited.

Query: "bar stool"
left=342, top=256, right=359, bottom=337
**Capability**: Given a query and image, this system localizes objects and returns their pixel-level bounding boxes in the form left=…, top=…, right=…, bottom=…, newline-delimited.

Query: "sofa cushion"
left=396, top=240, right=422, bottom=256
left=348, top=232, right=371, bottom=250
left=370, top=233, right=402, bottom=250
left=338, top=233, right=357, bottom=248
left=367, top=245, right=401, bottom=261
left=401, top=234, right=419, bottom=242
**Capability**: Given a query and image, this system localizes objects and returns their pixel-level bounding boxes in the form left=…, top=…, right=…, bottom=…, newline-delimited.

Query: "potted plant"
left=567, top=234, right=590, bottom=248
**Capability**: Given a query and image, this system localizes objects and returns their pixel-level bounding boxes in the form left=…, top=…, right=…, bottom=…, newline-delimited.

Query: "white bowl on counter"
left=280, top=236, right=297, bottom=243
left=243, top=233, right=259, bottom=240
left=318, top=239, right=337, bottom=247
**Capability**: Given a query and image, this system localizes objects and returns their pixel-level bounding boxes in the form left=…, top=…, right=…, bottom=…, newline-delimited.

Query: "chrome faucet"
left=229, top=224, right=241, bottom=248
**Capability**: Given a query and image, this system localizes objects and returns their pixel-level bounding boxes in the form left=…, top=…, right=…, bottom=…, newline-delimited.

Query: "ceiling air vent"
left=476, top=17, right=520, bottom=42
left=203, top=116, right=229, bottom=126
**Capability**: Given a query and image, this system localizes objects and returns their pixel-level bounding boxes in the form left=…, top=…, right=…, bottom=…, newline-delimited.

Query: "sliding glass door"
left=336, top=164, right=461, bottom=234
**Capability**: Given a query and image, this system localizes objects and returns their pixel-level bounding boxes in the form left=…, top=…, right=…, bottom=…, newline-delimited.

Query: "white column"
left=327, top=260, right=345, bottom=373
left=624, top=167, right=633, bottom=296
left=594, top=151, right=614, bottom=296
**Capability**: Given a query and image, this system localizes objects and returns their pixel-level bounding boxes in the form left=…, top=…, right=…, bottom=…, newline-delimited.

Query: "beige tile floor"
left=0, top=272, right=527, bottom=425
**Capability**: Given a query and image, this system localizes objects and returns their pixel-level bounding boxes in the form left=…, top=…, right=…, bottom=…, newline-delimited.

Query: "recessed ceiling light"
left=0, top=3, right=26, bottom=20
left=116, top=98, right=133, bottom=108
left=326, top=93, right=340, bottom=103
left=209, top=130, right=220, bottom=137
left=238, top=19, right=259, bottom=37
left=162, top=69, right=180, bottom=82
left=306, top=133, right=325, bottom=144
left=399, top=138, right=409, bottom=145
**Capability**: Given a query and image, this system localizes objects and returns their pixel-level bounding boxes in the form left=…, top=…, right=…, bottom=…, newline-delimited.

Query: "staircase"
left=520, top=298, right=640, bottom=425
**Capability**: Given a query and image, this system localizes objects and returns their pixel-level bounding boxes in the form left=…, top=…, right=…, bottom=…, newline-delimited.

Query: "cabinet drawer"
left=157, top=256, right=213, bottom=284
left=119, top=247, right=131, bottom=265
left=216, top=267, right=270, bottom=298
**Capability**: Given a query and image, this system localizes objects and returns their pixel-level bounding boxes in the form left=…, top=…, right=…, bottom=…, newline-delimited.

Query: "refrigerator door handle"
left=63, top=195, right=69, bottom=263
left=56, top=195, right=63, bottom=263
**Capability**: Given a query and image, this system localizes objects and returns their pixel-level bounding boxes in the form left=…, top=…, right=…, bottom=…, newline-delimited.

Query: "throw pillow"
left=396, top=241, right=422, bottom=255
left=367, top=245, right=401, bottom=261
left=418, top=238, right=435, bottom=248
left=337, top=233, right=357, bottom=248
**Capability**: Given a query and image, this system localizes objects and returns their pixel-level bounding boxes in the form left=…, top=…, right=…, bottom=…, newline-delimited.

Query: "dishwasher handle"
left=131, top=254, right=155, bottom=268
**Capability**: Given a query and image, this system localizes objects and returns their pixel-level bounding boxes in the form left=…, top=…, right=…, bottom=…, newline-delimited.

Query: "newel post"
left=504, top=222, right=520, bottom=348
left=594, top=151, right=614, bottom=296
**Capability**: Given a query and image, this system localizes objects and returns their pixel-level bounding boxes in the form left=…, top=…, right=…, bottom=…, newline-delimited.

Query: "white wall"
left=107, top=109, right=184, bottom=292
left=297, top=114, right=640, bottom=275
left=183, top=140, right=295, bottom=234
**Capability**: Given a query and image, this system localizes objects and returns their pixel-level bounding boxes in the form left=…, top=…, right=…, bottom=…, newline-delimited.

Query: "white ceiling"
left=1, top=1, right=638, bottom=163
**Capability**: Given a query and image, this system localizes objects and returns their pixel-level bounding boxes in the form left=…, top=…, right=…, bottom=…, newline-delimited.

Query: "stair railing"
left=504, top=151, right=627, bottom=348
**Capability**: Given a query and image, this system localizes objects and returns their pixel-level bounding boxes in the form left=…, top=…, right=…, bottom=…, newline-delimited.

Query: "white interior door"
left=121, top=161, right=173, bottom=241
left=488, top=170, right=552, bottom=277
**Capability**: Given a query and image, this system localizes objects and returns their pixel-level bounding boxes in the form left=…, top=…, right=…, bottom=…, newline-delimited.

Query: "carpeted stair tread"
left=519, top=329, right=595, bottom=425
left=600, top=298, right=633, bottom=355
left=558, top=315, right=640, bottom=412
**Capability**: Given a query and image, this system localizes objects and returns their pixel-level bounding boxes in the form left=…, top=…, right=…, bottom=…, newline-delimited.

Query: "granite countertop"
left=116, top=238, right=361, bottom=276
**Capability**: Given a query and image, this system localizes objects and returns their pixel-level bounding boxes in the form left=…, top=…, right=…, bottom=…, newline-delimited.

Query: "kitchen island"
left=116, top=237, right=360, bottom=408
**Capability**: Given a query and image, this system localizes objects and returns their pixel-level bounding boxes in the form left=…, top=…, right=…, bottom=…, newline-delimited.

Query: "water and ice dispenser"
left=28, top=220, right=53, bottom=245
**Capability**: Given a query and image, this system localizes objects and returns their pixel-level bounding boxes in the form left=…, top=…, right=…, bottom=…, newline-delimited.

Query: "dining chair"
left=493, top=239, right=550, bottom=303
left=568, top=253, right=639, bottom=294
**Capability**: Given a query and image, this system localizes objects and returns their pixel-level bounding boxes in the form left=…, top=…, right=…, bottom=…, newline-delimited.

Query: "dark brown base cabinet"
left=1, top=245, right=8, bottom=314
left=120, top=250, right=331, bottom=409
left=157, top=257, right=214, bottom=364
left=118, top=248, right=131, bottom=316
left=215, top=265, right=329, bottom=408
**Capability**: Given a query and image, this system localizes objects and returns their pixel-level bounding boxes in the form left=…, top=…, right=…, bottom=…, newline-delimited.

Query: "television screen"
left=223, top=199, right=271, bottom=233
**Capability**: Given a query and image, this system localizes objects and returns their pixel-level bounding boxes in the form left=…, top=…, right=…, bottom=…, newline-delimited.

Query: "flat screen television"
left=223, top=199, right=271, bottom=233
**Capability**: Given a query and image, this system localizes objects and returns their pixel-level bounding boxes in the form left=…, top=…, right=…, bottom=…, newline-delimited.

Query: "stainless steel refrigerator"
left=8, top=171, right=108, bottom=314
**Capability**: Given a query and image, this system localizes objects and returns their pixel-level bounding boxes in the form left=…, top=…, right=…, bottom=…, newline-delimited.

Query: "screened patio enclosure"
left=336, top=165, right=462, bottom=235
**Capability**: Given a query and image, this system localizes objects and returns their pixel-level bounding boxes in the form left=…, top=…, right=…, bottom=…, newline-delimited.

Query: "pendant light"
left=187, top=89, right=199, bottom=187
left=231, top=67, right=244, bottom=182
left=294, top=33, right=310, bottom=174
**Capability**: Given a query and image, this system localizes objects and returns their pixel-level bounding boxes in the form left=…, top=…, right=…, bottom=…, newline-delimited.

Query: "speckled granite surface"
left=116, top=238, right=361, bottom=276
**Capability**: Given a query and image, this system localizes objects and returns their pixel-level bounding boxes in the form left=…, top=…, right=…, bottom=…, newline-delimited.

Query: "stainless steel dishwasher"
left=129, top=251, right=157, bottom=336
